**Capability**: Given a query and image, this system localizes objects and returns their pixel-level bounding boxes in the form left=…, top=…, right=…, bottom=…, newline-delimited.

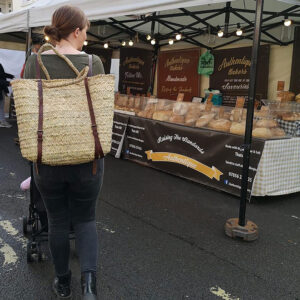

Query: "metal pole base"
left=225, top=218, right=258, bottom=241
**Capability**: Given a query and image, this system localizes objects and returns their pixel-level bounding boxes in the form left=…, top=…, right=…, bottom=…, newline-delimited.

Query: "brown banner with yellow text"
left=111, top=113, right=265, bottom=198
left=157, top=49, right=200, bottom=101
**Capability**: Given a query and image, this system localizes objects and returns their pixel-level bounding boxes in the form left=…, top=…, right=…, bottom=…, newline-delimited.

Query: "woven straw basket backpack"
left=11, top=43, right=115, bottom=168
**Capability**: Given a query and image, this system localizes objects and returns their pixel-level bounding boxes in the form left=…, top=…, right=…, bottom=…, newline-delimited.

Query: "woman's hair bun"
left=44, top=25, right=60, bottom=41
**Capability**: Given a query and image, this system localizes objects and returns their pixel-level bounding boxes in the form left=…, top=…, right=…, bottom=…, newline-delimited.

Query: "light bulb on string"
left=236, top=23, right=243, bottom=36
left=129, top=40, right=134, bottom=46
left=121, top=41, right=126, bottom=46
left=284, top=18, right=292, bottom=27
left=217, top=29, right=224, bottom=38
left=175, top=33, right=182, bottom=40
left=83, top=41, right=88, bottom=46
left=168, top=39, right=174, bottom=45
left=151, top=39, right=156, bottom=45
left=104, top=42, right=109, bottom=48
left=45, top=36, right=50, bottom=41
left=146, top=34, right=151, bottom=40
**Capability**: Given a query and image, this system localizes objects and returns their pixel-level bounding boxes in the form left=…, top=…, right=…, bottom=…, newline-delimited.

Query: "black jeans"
left=33, top=159, right=104, bottom=276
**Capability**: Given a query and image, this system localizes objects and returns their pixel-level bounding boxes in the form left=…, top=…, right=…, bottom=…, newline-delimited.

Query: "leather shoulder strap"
left=88, top=55, right=93, bottom=77
left=36, top=55, right=41, bottom=79
left=84, top=77, right=104, bottom=161
left=35, top=56, right=43, bottom=165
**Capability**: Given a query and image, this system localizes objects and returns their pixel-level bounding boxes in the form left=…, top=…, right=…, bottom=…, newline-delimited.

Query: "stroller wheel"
left=22, top=216, right=31, bottom=237
left=38, top=251, right=47, bottom=262
left=26, top=242, right=34, bottom=263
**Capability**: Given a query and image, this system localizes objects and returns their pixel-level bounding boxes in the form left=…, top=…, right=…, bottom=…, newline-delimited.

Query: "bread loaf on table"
left=252, top=127, right=273, bottom=139
left=271, top=127, right=285, bottom=137
left=195, top=113, right=215, bottom=128
left=137, top=109, right=154, bottom=119
left=254, top=106, right=270, bottom=118
left=187, top=103, right=205, bottom=113
left=230, top=122, right=246, bottom=135
left=156, top=99, right=173, bottom=111
left=230, top=108, right=243, bottom=122
left=134, top=97, right=141, bottom=109
left=282, top=112, right=300, bottom=121
left=118, top=95, right=128, bottom=107
left=255, top=119, right=278, bottom=128
left=208, top=119, right=232, bottom=132
left=169, top=114, right=185, bottom=124
left=152, top=110, right=173, bottom=122
left=127, top=96, right=135, bottom=108
left=185, top=112, right=200, bottom=126
left=173, top=102, right=189, bottom=115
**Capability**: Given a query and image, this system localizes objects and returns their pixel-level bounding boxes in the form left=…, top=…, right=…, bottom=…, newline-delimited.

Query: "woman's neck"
left=55, top=39, right=81, bottom=54
left=42, top=39, right=82, bottom=55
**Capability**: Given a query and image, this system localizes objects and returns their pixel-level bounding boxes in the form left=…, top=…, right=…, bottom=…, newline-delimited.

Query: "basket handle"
left=37, top=43, right=84, bottom=80
left=41, top=66, right=89, bottom=88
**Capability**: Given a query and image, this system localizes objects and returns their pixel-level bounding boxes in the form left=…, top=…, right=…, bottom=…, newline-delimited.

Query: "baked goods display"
left=114, top=94, right=295, bottom=139
left=281, top=112, right=300, bottom=121
left=195, top=113, right=216, bottom=128
left=208, top=119, right=231, bottom=132
left=252, top=127, right=273, bottom=139
left=152, top=110, right=173, bottom=122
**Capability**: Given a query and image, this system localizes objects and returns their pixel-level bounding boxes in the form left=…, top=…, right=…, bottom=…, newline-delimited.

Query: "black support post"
left=239, top=0, right=264, bottom=226
left=225, top=0, right=264, bottom=242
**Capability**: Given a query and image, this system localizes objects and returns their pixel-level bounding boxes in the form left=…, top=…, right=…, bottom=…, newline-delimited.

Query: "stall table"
left=252, top=137, right=300, bottom=196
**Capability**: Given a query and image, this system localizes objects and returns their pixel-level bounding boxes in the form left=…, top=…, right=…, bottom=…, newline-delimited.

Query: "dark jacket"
left=0, top=63, right=14, bottom=94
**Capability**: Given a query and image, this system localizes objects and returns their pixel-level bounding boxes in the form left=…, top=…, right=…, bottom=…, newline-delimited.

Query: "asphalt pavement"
left=0, top=120, right=299, bottom=300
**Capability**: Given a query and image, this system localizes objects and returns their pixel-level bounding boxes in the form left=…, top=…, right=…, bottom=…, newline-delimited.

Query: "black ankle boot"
left=52, top=270, right=72, bottom=299
left=81, top=271, right=97, bottom=300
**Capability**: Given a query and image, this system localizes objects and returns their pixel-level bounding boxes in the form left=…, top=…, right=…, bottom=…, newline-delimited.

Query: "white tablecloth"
left=252, top=137, right=300, bottom=196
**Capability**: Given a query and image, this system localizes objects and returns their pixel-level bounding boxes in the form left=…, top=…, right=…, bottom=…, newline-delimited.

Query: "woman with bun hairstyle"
left=24, top=5, right=105, bottom=300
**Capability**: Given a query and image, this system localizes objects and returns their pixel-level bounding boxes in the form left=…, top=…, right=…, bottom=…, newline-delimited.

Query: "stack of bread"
left=115, top=94, right=287, bottom=139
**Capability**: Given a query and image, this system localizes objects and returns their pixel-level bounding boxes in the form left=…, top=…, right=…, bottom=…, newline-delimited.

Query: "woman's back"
left=24, top=53, right=104, bottom=79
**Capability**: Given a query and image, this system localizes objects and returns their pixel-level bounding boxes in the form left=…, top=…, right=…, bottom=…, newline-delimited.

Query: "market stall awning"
left=0, top=0, right=299, bottom=48
left=278, top=0, right=300, bottom=4
left=0, top=0, right=234, bottom=34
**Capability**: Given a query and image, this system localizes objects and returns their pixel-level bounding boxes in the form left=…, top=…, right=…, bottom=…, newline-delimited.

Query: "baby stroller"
left=22, top=164, right=49, bottom=263
left=22, top=164, right=75, bottom=263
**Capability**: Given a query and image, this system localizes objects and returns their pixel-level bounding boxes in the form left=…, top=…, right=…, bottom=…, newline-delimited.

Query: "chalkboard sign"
left=84, top=47, right=112, bottom=74
left=119, top=47, right=153, bottom=95
left=210, top=45, right=270, bottom=107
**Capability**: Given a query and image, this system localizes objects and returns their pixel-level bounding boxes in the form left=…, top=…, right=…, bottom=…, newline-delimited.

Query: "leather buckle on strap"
left=37, top=130, right=43, bottom=141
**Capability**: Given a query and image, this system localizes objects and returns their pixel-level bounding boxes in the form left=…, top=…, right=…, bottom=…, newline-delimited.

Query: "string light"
left=44, top=36, right=50, bottom=41
left=175, top=33, right=182, bottom=40
left=146, top=34, right=151, bottom=40
left=129, top=40, right=134, bottom=46
left=83, top=41, right=88, bottom=46
left=104, top=42, right=109, bottom=48
left=151, top=39, right=156, bottom=45
left=284, top=18, right=292, bottom=27
left=236, top=23, right=243, bottom=36
left=168, top=39, right=174, bottom=45
left=217, top=26, right=224, bottom=38
left=121, top=41, right=126, bottom=46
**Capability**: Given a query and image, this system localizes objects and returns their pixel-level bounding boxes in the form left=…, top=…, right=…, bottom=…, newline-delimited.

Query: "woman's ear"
left=74, top=28, right=80, bottom=38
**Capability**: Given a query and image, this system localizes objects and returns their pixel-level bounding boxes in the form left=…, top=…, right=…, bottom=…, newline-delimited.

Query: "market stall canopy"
left=278, top=0, right=300, bottom=4
left=0, top=0, right=299, bottom=49
left=0, top=0, right=234, bottom=34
